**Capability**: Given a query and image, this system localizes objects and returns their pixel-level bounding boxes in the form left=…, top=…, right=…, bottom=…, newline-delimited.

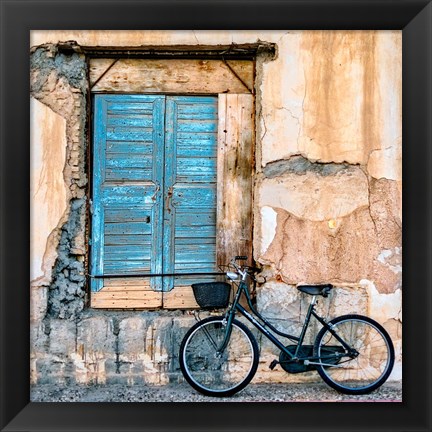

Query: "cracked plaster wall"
left=253, top=31, right=402, bottom=380
left=30, top=31, right=402, bottom=386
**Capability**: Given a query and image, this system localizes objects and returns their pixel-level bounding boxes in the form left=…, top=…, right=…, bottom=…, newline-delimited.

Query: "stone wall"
left=30, top=31, right=402, bottom=387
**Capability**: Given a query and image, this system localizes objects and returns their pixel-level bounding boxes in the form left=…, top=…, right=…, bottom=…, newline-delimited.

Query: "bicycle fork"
left=213, top=279, right=247, bottom=354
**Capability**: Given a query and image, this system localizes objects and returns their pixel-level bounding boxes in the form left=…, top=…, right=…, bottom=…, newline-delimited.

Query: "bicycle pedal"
left=269, top=359, right=279, bottom=370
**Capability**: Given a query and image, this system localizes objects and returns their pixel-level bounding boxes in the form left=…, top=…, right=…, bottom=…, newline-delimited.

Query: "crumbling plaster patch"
left=30, top=98, right=68, bottom=284
left=30, top=44, right=89, bottom=320
left=260, top=207, right=278, bottom=255
left=30, top=98, right=69, bottom=322
left=254, top=29, right=401, bottom=309
left=258, top=158, right=369, bottom=221
left=257, top=174, right=401, bottom=294
left=360, top=279, right=402, bottom=322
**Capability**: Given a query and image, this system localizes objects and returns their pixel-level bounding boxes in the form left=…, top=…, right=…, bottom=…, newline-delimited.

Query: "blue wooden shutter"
left=163, top=96, right=218, bottom=290
left=91, top=95, right=165, bottom=291
left=91, top=94, right=218, bottom=296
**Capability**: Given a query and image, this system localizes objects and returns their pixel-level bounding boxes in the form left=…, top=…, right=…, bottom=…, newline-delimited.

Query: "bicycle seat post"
left=310, top=295, right=317, bottom=307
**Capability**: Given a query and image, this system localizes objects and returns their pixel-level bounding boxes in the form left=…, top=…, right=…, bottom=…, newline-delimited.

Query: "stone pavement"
left=30, top=381, right=402, bottom=403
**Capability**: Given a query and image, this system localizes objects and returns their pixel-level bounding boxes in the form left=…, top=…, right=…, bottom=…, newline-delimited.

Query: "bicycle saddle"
left=297, top=284, right=333, bottom=297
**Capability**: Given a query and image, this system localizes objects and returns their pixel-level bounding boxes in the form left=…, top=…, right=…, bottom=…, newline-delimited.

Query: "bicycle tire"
left=313, top=314, right=395, bottom=395
left=179, top=316, right=259, bottom=397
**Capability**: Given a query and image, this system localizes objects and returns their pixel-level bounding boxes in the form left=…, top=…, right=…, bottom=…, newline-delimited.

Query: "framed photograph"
left=1, top=1, right=431, bottom=431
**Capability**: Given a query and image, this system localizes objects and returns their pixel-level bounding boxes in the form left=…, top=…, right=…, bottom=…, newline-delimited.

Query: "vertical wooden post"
left=217, top=94, right=255, bottom=268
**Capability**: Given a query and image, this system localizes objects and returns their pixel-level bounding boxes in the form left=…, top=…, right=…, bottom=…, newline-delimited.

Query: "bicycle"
left=179, top=256, right=395, bottom=397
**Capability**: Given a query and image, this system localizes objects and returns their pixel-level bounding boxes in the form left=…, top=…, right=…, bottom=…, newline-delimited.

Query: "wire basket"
left=191, top=282, right=231, bottom=309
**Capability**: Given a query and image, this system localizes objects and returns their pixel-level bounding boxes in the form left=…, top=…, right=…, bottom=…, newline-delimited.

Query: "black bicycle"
left=179, top=256, right=395, bottom=397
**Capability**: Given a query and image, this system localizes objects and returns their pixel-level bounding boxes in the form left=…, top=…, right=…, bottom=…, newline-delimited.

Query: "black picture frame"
left=1, top=1, right=431, bottom=431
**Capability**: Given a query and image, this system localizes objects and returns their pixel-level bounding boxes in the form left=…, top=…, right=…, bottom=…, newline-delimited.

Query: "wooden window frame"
left=86, top=52, right=257, bottom=309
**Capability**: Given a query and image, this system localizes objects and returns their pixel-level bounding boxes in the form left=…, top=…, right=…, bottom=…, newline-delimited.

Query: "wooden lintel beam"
left=81, top=43, right=276, bottom=59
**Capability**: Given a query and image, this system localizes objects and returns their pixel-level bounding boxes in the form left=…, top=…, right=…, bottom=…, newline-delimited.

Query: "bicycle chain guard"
left=278, top=345, right=345, bottom=374
left=279, top=345, right=315, bottom=374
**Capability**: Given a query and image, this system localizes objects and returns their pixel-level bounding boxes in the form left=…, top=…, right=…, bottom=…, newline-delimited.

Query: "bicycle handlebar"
left=228, top=256, right=262, bottom=280
left=244, top=266, right=261, bottom=274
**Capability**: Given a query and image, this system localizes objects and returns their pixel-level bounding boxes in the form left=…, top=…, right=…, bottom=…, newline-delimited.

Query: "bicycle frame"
left=218, top=276, right=355, bottom=365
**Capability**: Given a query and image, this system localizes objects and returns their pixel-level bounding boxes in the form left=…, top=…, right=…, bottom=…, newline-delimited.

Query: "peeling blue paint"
left=91, top=95, right=218, bottom=292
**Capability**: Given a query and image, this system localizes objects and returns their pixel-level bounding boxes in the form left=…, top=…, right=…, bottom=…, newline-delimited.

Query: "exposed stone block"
left=74, top=316, right=116, bottom=384
left=257, top=282, right=304, bottom=322
left=256, top=282, right=320, bottom=351
left=70, top=150, right=80, bottom=159
left=141, top=317, right=171, bottom=385
left=35, top=357, right=71, bottom=385
left=327, top=286, right=368, bottom=317
left=49, top=319, right=77, bottom=356
left=169, top=316, right=198, bottom=373
left=383, top=318, right=402, bottom=381
left=30, top=321, right=49, bottom=355
left=30, top=286, right=48, bottom=322
left=77, top=316, right=116, bottom=355
left=118, top=316, right=147, bottom=362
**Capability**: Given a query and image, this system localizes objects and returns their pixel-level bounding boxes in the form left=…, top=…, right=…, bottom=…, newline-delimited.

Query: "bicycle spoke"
left=180, top=317, right=259, bottom=396
left=314, top=315, right=394, bottom=394
left=201, top=323, right=222, bottom=352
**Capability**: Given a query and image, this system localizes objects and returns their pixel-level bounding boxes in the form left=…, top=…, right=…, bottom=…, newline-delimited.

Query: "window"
left=88, top=57, right=254, bottom=309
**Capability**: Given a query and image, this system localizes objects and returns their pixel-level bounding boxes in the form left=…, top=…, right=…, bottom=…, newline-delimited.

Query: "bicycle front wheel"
left=179, top=316, right=259, bottom=397
left=314, top=314, right=395, bottom=395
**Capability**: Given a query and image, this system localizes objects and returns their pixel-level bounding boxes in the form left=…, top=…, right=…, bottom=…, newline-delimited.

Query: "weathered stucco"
left=30, top=30, right=402, bottom=388
left=259, top=159, right=369, bottom=221
left=257, top=176, right=401, bottom=293
left=30, top=30, right=288, bottom=48
left=259, top=31, right=402, bottom=169
left=30, top=97, right=69, bottom=322
left=30, top=98, right=68, bottom=285
left=31, top=44, right=89, bottom=320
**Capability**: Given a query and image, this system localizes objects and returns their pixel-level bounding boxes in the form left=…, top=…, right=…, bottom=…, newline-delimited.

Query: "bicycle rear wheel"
left=179, top=316, right=259, bottom=397
left=314, top=314, right=395, bottom=395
